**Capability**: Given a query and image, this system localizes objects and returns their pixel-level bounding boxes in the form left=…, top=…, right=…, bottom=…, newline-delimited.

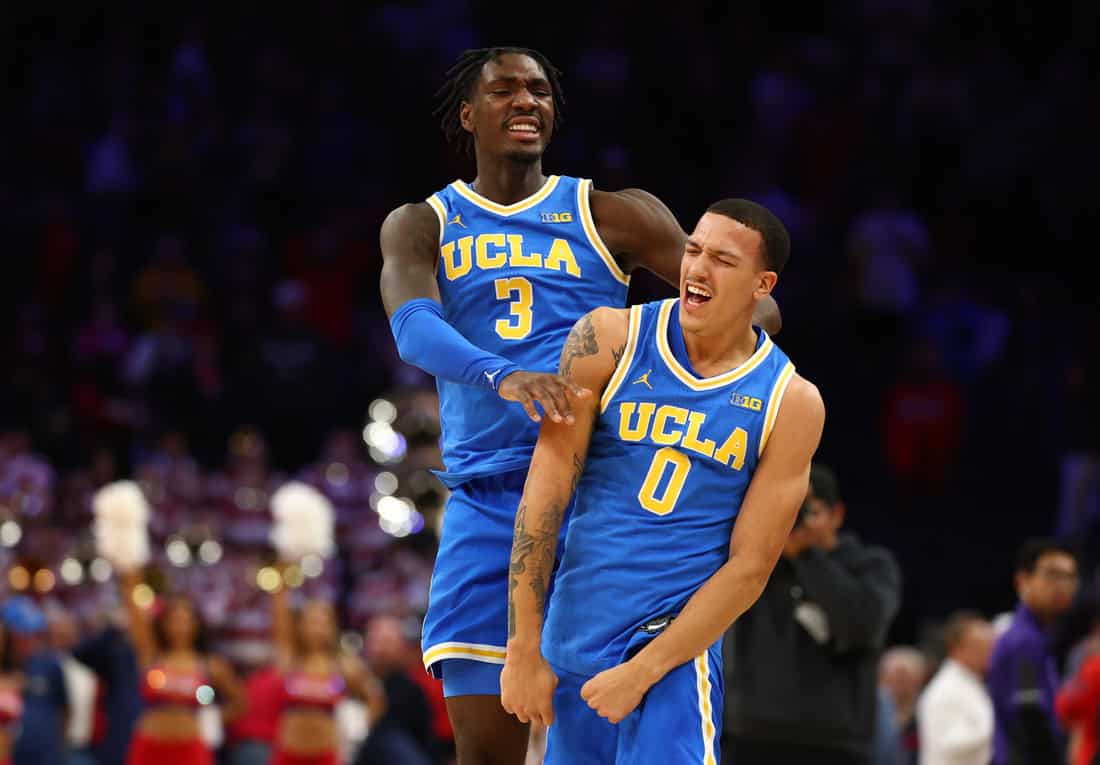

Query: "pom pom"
left=270, top=481, right=335, bottom=561
left=92, top=480, right=151, bottom=572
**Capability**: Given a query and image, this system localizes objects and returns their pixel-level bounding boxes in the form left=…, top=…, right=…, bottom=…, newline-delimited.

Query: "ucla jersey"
left=543, top=298, right=796, bottom=676
left=425, top=175, right=630, bottom=486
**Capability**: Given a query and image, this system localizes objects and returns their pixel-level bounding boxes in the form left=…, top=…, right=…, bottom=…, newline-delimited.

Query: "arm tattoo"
left=508, top=499, right=567, bottom=639
left=561, top=314, right=599, bottom=378
left=611, top=342, right=626, bottom=367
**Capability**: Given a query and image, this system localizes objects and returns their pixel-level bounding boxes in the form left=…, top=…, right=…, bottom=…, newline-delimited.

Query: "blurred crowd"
left=0, top=0, right=1098, bottom=764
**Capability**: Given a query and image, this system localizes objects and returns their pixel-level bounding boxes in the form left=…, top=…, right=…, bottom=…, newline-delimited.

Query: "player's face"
left=460, top=53, right=554, bottom=162
left=679, top=213, right=776, bottom=334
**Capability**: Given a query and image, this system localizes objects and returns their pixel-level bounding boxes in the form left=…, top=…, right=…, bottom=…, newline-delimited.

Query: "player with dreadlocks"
left=380, top=46, right=781, bottom=764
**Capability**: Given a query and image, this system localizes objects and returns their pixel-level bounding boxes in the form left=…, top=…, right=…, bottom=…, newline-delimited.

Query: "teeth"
left=687, top=285, right=712, bottom=298
left=509, top=124, right=538, bottom=132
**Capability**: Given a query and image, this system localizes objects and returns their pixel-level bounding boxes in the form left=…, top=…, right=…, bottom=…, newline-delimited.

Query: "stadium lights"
left=34, top=569, right=56, bottom=593
left=325, top=462, right=349, bottom=486
left=374, top=472, right=398, bottom=496
left=60, top=558, right=84, bottom=586
left=0, top=521, right=22, bottom=548
left=166, top=538, right=192, bottom=567
left=198, top=540, right=222, bottom=565
left=8, top=566, right=29, bottom=591
left=376, top=495, right=422, bottom=538
left=132, top=583, right=155, bottom=609
left=89, top=558, right=113, bottom=583
left=368, top=399, right=398, bottom=425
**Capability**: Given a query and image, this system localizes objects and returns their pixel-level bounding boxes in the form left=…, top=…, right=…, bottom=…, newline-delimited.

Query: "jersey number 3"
left=494, top=277, right=533, bottom=339
left=638, top=447, right=691, bottom=516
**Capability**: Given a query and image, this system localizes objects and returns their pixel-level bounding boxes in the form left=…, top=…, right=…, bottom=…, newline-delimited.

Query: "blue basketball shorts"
left=545, top=641, right=724, bottom=764
left=421, top=469, right=571, bottom=696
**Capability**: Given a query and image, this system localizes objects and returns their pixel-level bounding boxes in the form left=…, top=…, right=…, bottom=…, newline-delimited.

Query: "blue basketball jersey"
left=544, top=298, right=797, bottom=676
left=425, top=175, right=630, bottom=487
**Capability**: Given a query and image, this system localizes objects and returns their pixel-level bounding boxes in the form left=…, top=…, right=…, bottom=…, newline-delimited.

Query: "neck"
left=1022, top=601, right=1054, bottom=627
left=682, top=311, right=758, bottom=378
left=470, top=152, right=545, bottom=204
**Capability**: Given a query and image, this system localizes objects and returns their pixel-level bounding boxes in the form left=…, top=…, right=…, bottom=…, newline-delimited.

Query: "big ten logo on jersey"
left=617, top=402, right=749, bottom=472
left=439, top=233, right=581, bottom=282
left=540, top=211, right=573, bottom=223
left=729, top=392, right=764, bottom=412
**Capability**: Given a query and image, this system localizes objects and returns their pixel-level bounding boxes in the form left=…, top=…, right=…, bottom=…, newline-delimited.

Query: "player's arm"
left=380, top=202, right=589, bottom=423
left=500, top=307, right=629, bottom=726
left=580, top=374, right=825, bottom=723
left=589, top=188, right=782, bottom=335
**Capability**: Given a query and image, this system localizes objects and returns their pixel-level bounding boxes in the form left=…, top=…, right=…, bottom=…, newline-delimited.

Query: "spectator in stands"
left=724, top=463, right=902, bottom=764
left=989, top=538, right=1079, bottom=764
left=917, top=611, right=995, bottom=765
left=4, top=597, right=69, bottom=765
left=46, top=607, right=97, bottom=765
left=880, top=645, right=929, bottom=764
left=69, top=612, right=141, bottom=765
left=224, top=664, right=282, bottom=765
left=357, top=614, right=437, bottom=764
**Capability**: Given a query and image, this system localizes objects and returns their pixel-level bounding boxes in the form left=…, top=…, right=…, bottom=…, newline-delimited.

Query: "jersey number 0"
left=638, top=447, right=691, bottom=516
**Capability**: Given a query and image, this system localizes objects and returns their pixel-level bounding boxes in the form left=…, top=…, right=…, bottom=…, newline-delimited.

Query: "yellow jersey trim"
left=578, top=179, right=630, bottom=286
left=422, top=641, right=507, bottom=671
left=450, top=175, right=560, bottom=216
left=695, top=653, right=718, bottom=765
left=759, top=361, right=796, bottom=457
left=599, top=306, right=643, bottom=413
left=655, top=299, right=775, bottom=391
left=425, top=194, right=447, bottom=249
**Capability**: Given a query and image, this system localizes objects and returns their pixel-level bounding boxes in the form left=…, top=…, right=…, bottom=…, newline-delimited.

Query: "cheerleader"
left=93, top=480, right=246, bottom=765
left=267, top=482, right=385, bottom=765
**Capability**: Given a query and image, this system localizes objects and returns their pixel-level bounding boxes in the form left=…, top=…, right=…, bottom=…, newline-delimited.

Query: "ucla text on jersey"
left=424, top=175, right=630, bottom=486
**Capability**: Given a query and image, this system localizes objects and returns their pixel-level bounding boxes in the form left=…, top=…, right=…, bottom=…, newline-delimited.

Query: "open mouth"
left=685, top=283, right=712, bottom=306
left=506, top=117, right=541, bottom=141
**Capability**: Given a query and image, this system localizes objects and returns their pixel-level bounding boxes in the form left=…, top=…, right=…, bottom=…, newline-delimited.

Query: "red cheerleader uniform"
left=269, top=670, right=346, bottom=765
left=126, top=663, right=213, bottom=765
left=0, top=684, right=23, bottom=765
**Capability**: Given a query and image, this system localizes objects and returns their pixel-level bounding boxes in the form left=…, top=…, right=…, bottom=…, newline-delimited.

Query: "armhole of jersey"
left=758, top=361, right=796, bottom=458
left=577, top=179, right=631, bottom=286
left=425, top=194, right=446, bottom=249
left=600, top=305, right=643, bottom=413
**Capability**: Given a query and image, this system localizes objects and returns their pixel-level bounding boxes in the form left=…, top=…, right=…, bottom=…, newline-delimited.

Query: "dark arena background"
left=0, top=2, right=1096, bottom=765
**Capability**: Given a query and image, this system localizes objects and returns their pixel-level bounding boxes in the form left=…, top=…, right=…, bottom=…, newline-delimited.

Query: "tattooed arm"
left=500, top=307, right=629, bottom=726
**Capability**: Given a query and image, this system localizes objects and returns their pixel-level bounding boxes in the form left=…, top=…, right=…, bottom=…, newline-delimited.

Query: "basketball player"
left=501, top=199, right=825, bottom=763
left=381, top=48, right=780, bottom=764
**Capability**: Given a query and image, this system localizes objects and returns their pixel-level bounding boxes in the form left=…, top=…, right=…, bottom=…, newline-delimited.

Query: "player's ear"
left=460, top=101, right=474, bottom=133
left=754, top=271, right=778, bottom=299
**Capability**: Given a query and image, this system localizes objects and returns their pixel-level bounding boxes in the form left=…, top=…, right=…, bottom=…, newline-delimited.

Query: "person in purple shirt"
left=988, top=538, right=1079, bottom=764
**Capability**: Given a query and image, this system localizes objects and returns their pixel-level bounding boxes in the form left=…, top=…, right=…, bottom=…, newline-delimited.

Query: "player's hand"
left=580, top=661, right=652, bottom=724
left=498, top=370, right=591, bottom=425
left=501, top=649, right=558, bottom=726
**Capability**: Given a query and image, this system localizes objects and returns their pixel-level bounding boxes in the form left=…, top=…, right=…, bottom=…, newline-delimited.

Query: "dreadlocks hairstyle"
left=433, top=47, right=566, bottom=157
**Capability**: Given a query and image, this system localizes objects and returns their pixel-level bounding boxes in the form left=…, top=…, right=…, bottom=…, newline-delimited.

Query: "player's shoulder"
left=766, top=368, right=824, bottom=451
left=380, top=201, right=439, bottom=241
left=577, top=305, right=631, bottom=344
left=588, top=186, right=673, bottom=221
left=780, top=372, right=825, bottom=422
